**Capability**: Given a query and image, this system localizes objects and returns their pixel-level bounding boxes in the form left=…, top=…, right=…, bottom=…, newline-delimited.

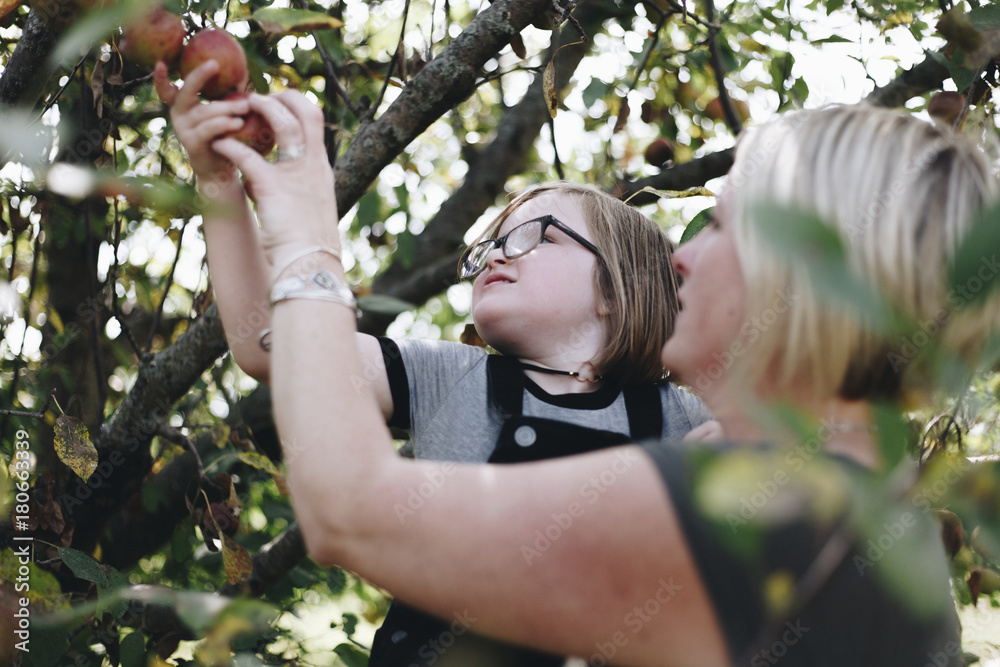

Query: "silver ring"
left=275, top=144, right=306, bottom=162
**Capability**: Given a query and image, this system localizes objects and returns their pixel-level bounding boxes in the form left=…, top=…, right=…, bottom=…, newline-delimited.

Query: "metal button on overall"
left=514, top=425, right=537, bottom=446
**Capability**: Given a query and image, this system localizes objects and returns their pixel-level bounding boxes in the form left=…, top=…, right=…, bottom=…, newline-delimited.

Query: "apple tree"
left=1, top=0, right=999, bottom=664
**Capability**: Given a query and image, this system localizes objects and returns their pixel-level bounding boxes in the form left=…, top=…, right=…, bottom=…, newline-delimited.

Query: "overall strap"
left=623, top=383, right=663, bottom=441
left=487, top=354, right=525, bottom=418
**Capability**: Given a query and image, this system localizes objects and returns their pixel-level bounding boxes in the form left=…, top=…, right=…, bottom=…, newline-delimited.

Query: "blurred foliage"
left=0, top=0, right=998, bottom=664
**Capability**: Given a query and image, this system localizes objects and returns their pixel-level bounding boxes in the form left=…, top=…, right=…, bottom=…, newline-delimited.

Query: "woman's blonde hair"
left=467, top=182, right=679, bottom=385
left=727, top=105, right=1000, bottom=401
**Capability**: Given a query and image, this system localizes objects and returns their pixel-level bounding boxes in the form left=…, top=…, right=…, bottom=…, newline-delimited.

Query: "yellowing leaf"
left=235, top=452, right=281, bottom=477
left=54, top=415, right=97, bottom=482
left=251, top=8, right=345, bottom=34
left=544, top=59, right=558, bottom=119
left=220, top=534, right=253, bottom=586
left=0, top=0, right=20, bottom=24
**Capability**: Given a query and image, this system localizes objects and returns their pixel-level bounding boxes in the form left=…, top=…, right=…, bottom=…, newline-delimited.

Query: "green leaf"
left=340, top=611, right=359, bottom=637
left=872, top=403, right=910, bottom=472
left=395, top=230, right=417, bottom=269
left=947, top=198, right=1000, bottom=307
left=141, top=480, right=169, bottom=512
left=251, top=8, right=345, bottom=34
left=582, top=79, right=609, bottom=109
left=333, top=642, right=369, bottom=667
left=753, top=203, right=892, bottom=331
left=356, top=294, right=416, bottom=315
left=354, top=191, right=382, bottom=231
left=811, top=35, right=854, bottom=44
left=97, top=565, right=129, bottom=619
left=58, top=546, right=104, bottom=584
left=848, top=472, right=957, bottom=619
left=970, top=4, right=1000, bottom=30
left=119, top=630, right=147, bottom=667
left=23, top=621, right=70, bottom=667
left=50, top=2, right=146, bottom=69
left=680, top=208, right=714, bottom=245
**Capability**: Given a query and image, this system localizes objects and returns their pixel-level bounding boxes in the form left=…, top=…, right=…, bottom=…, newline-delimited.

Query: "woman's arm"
left=154, top=63, right=394, bottom=418
left=213, top=91, right=728, bottom=666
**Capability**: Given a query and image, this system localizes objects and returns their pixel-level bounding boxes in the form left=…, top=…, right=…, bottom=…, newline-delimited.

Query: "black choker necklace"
left=520, top=362, right=603, bottom=383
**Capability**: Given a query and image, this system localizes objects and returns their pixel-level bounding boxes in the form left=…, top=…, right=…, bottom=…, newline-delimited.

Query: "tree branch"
left=332, top=0, right=568, bottom=214
left=219, top=523, right=307, bottom=597
left=59, top=304, right=229, bottom=555
left=864, top=51, right=950, bottom=108
left=359, top=1, right=608, bottom=335
left=0, top=13, right=59, bottom=112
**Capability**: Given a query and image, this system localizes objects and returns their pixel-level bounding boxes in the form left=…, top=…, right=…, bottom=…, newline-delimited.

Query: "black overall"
left=368, top=356, right=663, bottom=667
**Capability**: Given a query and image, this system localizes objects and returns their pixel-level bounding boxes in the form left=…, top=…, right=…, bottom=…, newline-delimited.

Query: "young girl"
left=214, top=99, right=996, bottom=665
left=154, top=63, right=713, bottom=665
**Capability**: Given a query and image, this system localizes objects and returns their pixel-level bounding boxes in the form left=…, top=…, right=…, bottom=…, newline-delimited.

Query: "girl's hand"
left=153, top=60, right=249, bottom=187
left=682, top=419, right=725, bottom=442
left=210, top=91, right=340, bottom=278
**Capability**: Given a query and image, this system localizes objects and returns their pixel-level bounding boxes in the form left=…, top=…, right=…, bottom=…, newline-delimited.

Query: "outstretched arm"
left=154, top=63, right=393, bottom=419
left=213, top=91, right=728, bottom=666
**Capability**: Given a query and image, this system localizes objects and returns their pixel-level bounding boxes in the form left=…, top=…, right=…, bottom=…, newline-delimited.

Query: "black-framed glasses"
left=459, top=215, right=602, bottom=280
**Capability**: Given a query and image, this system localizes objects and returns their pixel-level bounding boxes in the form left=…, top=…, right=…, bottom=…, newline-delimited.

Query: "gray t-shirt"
left=381, top=337, right=712, bottom=461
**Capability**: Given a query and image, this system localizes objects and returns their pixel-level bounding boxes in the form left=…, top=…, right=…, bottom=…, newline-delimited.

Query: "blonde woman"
left=214, top=96, right=996, bottom=665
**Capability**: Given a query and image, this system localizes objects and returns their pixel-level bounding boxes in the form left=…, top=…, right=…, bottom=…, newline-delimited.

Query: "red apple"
left=121, top=4, right=186, bottom=69
left=928, top=91, right=965, bottom=127
left=179, top=28, right=249, bottom=100
left=644, top=138, right=674, bottom=167
left=223, top=93, right=276, bottom=155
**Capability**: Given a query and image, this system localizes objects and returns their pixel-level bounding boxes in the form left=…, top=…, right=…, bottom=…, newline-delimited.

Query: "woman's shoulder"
left=635, top=438, right=959, bottom=664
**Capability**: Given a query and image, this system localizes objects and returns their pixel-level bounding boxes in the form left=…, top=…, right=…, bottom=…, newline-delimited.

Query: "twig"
left=664, top=0, right=720, bottom=30
left=107, top=169, right=142, bottom=358
left=703, top=0, right=742, bottom=136
left=0, top=228, right=42, bottom=440
left=156, top=423, right=205, bottom=478
left=81, top=62, right=106, bottom=422
left=548, top=115, right=564, bottom=180
left=629, top=11, right=673, bottom=92
left=373, top=0, right=413, bottom=117
left=145, top=218, right=190, bottom=354
left=291, top=0, right=362, bottom=117
left=0, top=393, right=55, bottom=419
left=954, top=61, right=988, bottom=132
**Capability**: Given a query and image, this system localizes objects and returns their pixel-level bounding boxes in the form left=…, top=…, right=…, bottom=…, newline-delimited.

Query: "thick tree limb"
left=0, top=13, right=59, bottom=112
left=56, top=304, right=229, bottom=555
left=333, top=0, right=574, bottom=214
left=615, top=148, right=736, bottom=207
left=864, top=51, right=950, bottom=108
